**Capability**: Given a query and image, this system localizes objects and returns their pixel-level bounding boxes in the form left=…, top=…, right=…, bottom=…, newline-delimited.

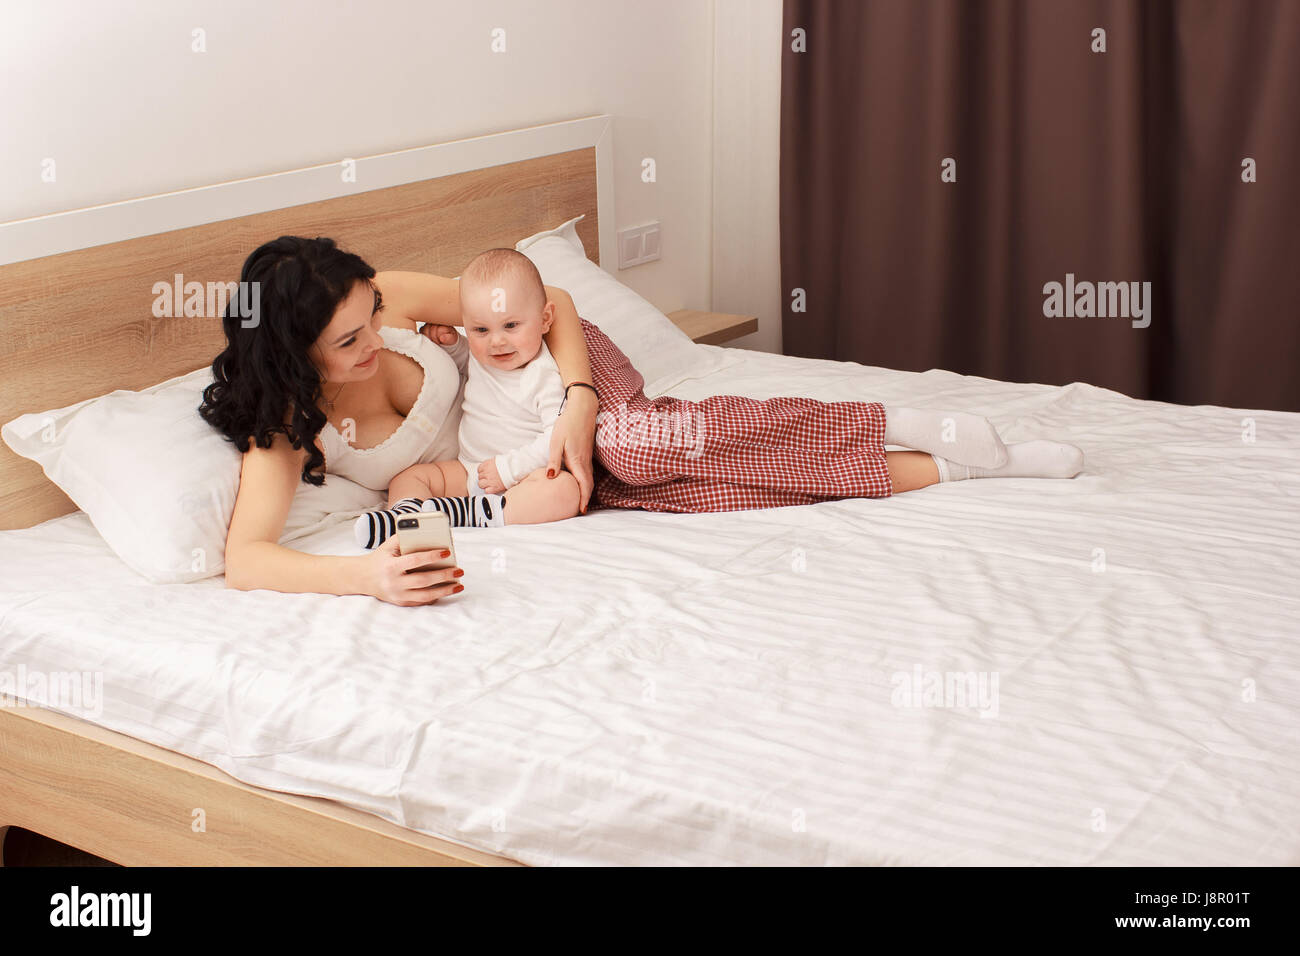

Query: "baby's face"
left=460, top=278, right=553, bottom=371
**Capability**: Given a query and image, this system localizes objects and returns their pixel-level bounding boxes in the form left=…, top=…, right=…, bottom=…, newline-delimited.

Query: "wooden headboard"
left=0, top=116, right=614, bottom=530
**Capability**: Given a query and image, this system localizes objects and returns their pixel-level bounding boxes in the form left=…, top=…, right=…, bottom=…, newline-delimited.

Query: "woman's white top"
left=318, top=325, right=469, bottom=492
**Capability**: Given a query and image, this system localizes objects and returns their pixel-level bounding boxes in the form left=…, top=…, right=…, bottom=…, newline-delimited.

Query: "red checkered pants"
left=580, top=318, right=894, bottom=513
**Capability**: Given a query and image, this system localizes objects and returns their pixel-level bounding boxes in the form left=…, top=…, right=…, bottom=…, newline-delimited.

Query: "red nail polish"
left=453, top=584, right=464, bottom=593
left=441, top=550, right=451, bottom=558
left=546, top=469, right=555, bottom=478
left=453, top=568, right=464, bottom=577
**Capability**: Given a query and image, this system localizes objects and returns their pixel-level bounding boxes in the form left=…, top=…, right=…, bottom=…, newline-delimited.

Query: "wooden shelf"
left=666, top=310, right=758, bottom=346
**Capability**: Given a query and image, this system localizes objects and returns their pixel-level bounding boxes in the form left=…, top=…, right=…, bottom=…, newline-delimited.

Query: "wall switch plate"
left=642, top=223, right=661, bottom=259
left=617, top=221, right=662, bottom=268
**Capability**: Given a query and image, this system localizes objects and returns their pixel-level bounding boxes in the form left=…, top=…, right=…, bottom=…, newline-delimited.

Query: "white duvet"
left=2, top=346, right=1297, bottom=865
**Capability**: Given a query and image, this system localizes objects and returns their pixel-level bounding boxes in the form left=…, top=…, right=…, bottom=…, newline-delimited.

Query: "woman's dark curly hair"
left=198, top=236, right=375, bottom=486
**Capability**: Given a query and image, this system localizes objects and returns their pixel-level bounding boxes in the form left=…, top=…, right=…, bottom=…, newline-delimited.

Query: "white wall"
left=0, top=0, right=783, bottom=353
left=712, top=0, right=783, bottom=353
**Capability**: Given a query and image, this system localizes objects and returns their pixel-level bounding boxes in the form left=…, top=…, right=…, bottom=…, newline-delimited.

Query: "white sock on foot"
left=884, top=406, right=1008, bottom=468
left=932, top=440, right=1085, bottom=482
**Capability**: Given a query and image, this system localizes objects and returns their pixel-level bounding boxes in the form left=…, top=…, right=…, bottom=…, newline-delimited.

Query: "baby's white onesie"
left=441, top=334, right=566, bottom=492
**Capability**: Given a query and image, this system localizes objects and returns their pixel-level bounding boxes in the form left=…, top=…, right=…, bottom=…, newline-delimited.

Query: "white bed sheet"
left=2, top=346, right=1298, bottom=866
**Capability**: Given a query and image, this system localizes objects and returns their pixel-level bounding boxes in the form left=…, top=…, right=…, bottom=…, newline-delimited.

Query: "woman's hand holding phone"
left=362, top=536, right=464, bottom=607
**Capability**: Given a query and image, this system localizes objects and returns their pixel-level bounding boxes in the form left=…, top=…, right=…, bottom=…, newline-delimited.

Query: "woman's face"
left=312, top=279, right=385, bottom=385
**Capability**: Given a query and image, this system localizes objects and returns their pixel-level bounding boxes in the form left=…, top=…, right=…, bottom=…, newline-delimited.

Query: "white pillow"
left=516, top=215, right=739, bottom=394
left=1, top=369, right=383, bottom=584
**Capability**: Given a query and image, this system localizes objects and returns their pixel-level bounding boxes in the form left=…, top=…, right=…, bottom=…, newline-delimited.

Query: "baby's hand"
left=421, top=323, right=461, bottom=347
left=477, top=460, right=506, bottom=494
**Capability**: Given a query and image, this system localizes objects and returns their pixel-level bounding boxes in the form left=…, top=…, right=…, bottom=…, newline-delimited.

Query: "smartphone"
left=395, top=511, right=457, bottom=574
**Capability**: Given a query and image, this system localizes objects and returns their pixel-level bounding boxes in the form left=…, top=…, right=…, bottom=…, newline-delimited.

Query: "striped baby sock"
left=420, top=494, right=506, bottom=528
left=353, top=494, right=506, bottom=549
left=353, top=496, right=423, bottom=549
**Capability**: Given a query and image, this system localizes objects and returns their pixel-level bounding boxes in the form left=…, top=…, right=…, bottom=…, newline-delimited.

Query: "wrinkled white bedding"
left=2, top=346, right=1297, bottom=865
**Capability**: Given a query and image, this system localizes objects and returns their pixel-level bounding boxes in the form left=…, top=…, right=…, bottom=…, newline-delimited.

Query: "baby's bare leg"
left=435, top=460, right=470, bottom=497
left=886, top=450, right=941, bottom=494
left=501, top=467, right=582, bottom=525
left=387, top=460, right=469, bottom=506
left=355, top=461, right=483, bottom=548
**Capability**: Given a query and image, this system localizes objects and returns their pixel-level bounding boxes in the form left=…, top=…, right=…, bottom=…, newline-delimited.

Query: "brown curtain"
left=780, top=0, right=1300, bottom=412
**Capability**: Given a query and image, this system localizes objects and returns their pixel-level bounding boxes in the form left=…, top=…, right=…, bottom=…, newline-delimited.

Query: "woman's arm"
left=224, top=434, right=461, bottom=605
left=541, top=285, right=591, bottom=383
left=372, top=270, right=462, bottom=329
left=541, top=285, right=598, bottom=513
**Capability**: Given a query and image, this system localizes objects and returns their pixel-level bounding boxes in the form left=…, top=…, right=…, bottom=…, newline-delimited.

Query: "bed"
left=2, top=116, right=1298, bottom=866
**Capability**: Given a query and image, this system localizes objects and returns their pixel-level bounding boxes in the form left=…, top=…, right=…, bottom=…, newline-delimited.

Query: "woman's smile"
left=356, top=351, right=379, bottom=369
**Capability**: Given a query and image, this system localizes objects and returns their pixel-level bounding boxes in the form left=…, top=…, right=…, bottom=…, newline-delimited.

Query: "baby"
left=354, top=248, right=580, bottom=548
left=447, top=248, right=568, bottom=498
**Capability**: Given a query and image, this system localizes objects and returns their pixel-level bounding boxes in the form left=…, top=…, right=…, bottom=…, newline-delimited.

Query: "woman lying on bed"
left=200, top=236, right=1083, bottom=607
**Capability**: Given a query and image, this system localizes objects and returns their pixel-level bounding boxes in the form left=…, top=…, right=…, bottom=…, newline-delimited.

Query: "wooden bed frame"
left=0, top=114, right=616, bottom=866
